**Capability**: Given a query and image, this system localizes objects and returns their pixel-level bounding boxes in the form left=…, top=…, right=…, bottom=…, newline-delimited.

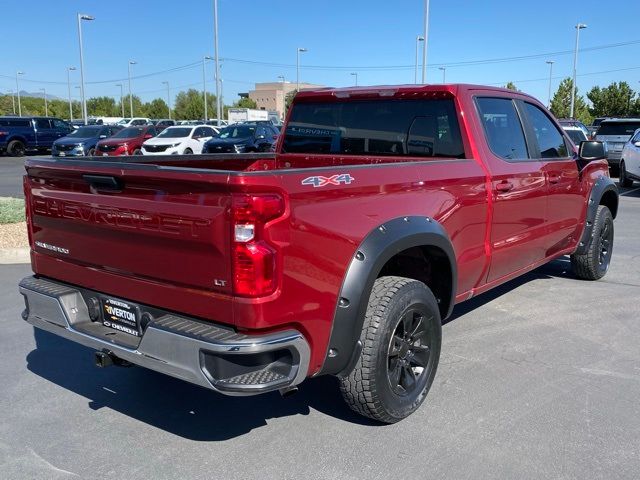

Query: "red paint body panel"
left=23, top=84, right=610, bottom=376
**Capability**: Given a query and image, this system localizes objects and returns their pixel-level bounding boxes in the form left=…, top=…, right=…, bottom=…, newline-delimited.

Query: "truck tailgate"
left=25, top=162, right=233, bottom=296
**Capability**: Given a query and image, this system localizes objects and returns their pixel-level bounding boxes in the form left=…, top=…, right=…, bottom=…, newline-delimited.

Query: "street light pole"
left=77, top=13, right=94, bottom=125
left=67, top=66, right=76, bottom=121
left=115, top=84, right=124, bottom=118
left=570, top=23, right=587, bottom=119
left=296, top=47, right=307, bottom=92
left=128, top=60, right=137, bottom=117
left=203, top=55, right=213, bottom=121
left=439, top=66, right=446, bottom=83
left=40, top=88, right=48, bottom=116
left=15, top=71, right=24, bottom=117
left=546, top=60, right=555, bottom=108
left=421, top=0, right=430, bottom=83
left=162, top=81, right=171, bottom=119
left=350, top=72, right=358, bottom=86
left=213, top=0, right=221, bottom=127
left=414, top=35, right=424, bottom=84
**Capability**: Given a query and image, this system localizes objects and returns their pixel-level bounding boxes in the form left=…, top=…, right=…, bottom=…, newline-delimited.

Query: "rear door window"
left=35, top=119, right=52, bottom=129
left=283, top=98, right=465, bottom=158
left=475, top=97, right=529, bottom=161
left=522, top=102, right=569, bottom=159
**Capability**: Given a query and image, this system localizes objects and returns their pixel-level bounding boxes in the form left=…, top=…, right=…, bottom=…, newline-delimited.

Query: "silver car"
left=595, top=118, right=640, bottom=168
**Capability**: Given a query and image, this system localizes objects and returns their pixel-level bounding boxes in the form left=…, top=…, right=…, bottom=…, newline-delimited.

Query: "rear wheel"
left=571, top=205, right=614, bottom=280
left=132, top=148, right=142, bottom=155
left=87, top=148, right=96, bottom=157
left=7, top=140, right=26, bottom=157
left=619, top=161, right=633, bottom=188
left=184, top=148, right=193, bottom=154
left=339, top=276, right=441, bottom=423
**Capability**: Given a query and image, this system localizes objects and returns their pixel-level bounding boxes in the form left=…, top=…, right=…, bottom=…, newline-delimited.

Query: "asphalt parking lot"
left=1, top=157, right=639, bottom=479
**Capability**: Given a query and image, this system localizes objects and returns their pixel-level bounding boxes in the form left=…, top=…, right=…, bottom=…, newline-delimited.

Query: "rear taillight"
left=231, top=193, right=285, bottom=297
left=0, top=131, right=9, bottom=137
left=23, top=176, right=33, bottom=246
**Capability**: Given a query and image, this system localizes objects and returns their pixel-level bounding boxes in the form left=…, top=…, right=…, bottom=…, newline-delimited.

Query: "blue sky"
left=2, top=0, right=639, bottom=107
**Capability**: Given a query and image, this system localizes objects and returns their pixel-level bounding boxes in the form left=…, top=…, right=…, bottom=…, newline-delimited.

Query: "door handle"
left=495, top=181, right=514, bottom=192
left=549, top=175, right=561, bottom=184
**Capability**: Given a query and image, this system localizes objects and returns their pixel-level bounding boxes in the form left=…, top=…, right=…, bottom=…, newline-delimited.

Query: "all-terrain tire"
left=339, top=276, right=441, bottom=423
left=571, top=205, right=614, bottom=280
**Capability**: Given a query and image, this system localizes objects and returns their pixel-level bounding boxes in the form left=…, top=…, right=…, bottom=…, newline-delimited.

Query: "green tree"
left=587, top=82, right=636, bottom=118
left=550, top=78, right=592, bottom=124
left=121, top=94, right=144, bottom=118
left=87, top=96, right=117, bottom=116
left=504, top=82, right=519, bottom=91
left=143, top=98, right=170, bottom=119
left=233, top=97, right=257, bottom=109
left=284, top=90, right=297, bottom=114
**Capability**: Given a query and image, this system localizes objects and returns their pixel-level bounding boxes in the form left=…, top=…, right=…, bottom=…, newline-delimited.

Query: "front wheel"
left=571, top=205, right=614, bottom=280
left=339, top=276, right=441, bottom=423
left=184, top=148, right=193, bottom=154
left=619, top=161, right=633, bottom=188
left=87, top=148, right=96, bottom=157
left=7, top=140, right=26, bottom=157
left=132, top=148, right=142, bottom=156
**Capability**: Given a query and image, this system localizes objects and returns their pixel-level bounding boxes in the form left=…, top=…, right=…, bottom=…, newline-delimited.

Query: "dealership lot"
left=1, top=158, right=639, bottom=479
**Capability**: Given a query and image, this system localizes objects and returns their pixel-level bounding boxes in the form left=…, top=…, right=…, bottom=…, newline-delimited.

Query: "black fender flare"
left=318, top=216, right=457, bottom=376
left=575, top=175, right=619, bottom=255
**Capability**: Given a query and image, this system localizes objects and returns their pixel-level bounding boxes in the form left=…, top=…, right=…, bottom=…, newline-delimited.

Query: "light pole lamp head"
left=115, top=83, right=122, bottom=87
left=17, top=71, right=24, bottom=76
left=79, top=14, right=95, bottom=21
left=69, top=66, right=76, bottom=71
left=204, top=55, right=213, bottom=61
left=417, top=35, right=425, bottom=42
left=129, top=60, right=137, bottom=65
left=546, top=60, right=555, bottom=65
left=576, top=23, right=587, bottom=29
left=297, top=47, right=307, bottom=53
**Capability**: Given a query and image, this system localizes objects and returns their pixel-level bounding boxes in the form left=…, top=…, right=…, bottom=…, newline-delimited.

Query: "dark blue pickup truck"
left=0, top=116, right=73, bottom=156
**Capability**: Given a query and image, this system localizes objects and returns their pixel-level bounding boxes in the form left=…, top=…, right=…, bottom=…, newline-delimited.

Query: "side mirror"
left=577, top=141, right=606, bottom=170
left=634, top=141, right=640, bottom=148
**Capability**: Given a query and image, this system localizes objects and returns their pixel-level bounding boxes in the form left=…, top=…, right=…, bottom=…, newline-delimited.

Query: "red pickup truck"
left=20, top=84, right=618, bottom=423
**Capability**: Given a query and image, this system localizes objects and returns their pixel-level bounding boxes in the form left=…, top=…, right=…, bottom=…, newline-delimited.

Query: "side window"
left=203, top=127, right=215, bottom=137
left=476, top=97, right=529, bottom=161
left=523, top=103, right=568, bottom=159
left=256, top=127, right=268, bottom=138
left=632, top=130, right=640, bottom=143
left=192, top=127, right=204, bottom=138
left=52, top=119, right=68, bottom=129
left=35, top=119, right=52, bottom=129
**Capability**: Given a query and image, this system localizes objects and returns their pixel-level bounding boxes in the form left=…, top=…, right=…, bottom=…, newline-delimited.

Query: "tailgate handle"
left=83, top=175, right=123, bottom=191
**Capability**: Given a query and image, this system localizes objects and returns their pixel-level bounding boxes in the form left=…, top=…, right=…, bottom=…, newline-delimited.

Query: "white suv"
left=116, top=117, right=152, bottom=128
left=620, top=128, right=640, bottom=187
left=141, top=125, right=218, bottom=155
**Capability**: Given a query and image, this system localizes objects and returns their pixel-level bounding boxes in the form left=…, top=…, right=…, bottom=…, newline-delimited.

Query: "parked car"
left=95, top=125, right=156, bottom=156
left=619, top=127, right=640, bottom=187
left=594, top=118, right=640, bottom=170
left=206, top=119, right=228, bottom=127
left=116, top=117, right=151, bottom=128
left=557, top=119, right=590, bottom=139
left=52, top=125, right=123, bottom=157
left=19, top=84, right=618, bottom=423
left=203, top=122, right=279, bottom=153
left=151, top=119, right=176, bottom=132
left=0, top=116, right=72, bottom=156
left=142, top=125, right=217, bottom=155
left=561, top=125, right=588, bottom=146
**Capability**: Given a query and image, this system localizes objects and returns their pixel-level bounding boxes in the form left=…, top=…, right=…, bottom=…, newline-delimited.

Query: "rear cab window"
left=282, top=98, right=465, bottom=159
left=0, top=119, right=31, bottom=127
left=475, top=97, right=529, bottom=160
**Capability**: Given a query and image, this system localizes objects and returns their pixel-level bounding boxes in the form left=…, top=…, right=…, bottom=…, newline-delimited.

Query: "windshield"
left=217, top=125, right=256, bottom=139
left=116, top=119, right=131, bottom=125
left=564, top=129, right=586, bottom=144
left=112, top=127, right=145, bottom=139
left=157, top=127, right=192, bottom=138
left=598, top=121, right=640, bottom=136
left=68, top=126, right=102, bottom=138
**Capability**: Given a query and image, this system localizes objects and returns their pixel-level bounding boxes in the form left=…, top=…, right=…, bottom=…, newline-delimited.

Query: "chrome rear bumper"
left=19, top=276, right=310, bottom=395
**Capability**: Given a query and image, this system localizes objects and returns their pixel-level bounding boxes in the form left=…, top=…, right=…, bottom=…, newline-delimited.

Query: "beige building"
left=247, top=81, right=325, bottom=120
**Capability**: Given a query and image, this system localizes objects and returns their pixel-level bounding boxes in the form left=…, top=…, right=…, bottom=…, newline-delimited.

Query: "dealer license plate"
left=102, top=297, right=140, bottom=337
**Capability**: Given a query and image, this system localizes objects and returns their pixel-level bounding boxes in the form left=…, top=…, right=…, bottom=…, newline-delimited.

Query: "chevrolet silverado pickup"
left=19, top=84, right=618, bottom=423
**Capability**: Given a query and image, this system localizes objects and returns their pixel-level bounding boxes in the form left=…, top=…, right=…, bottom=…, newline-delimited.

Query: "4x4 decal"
left=301, top=174, right=354, bottom=188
